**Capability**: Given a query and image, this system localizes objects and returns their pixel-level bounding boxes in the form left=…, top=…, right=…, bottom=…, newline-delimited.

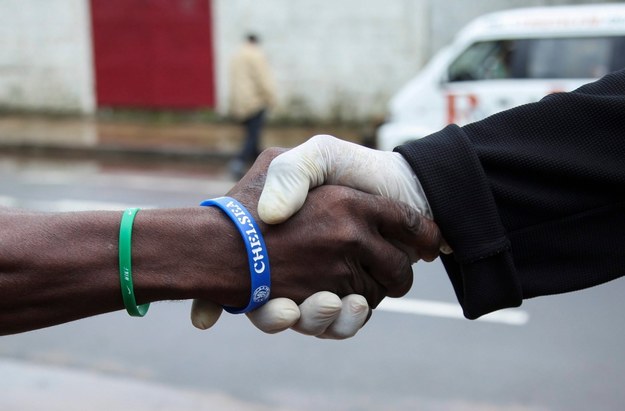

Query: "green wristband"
left=119, top=208, right=150, bottom=317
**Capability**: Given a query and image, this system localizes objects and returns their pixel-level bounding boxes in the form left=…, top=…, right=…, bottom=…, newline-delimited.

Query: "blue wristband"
left=200, top=197, right=271, bottom=314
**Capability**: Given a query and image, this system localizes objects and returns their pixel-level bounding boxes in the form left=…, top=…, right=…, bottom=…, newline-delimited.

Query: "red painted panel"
left=90, top=0, right=215, bottom=108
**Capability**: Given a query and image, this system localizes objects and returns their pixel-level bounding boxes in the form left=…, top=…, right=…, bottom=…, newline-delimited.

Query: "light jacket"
left=228, top=43, right=277, bottom=121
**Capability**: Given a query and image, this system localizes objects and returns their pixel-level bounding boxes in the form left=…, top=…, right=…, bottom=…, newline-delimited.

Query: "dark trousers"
left=238, top=109, right=266, bottom=163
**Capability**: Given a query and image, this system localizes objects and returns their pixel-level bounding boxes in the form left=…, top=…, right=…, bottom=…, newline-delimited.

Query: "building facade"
left=0, top=0, right=615, bottom=121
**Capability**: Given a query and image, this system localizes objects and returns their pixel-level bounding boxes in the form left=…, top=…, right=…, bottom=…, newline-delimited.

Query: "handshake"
left=191, top=135, right=446, bottom=339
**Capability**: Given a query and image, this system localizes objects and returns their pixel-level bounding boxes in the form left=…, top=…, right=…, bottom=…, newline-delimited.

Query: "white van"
left=376, top=3, right=625, bottom=151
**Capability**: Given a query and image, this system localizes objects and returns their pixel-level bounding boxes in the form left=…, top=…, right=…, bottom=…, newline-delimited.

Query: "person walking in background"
left=228, top=34, right=277, bottom=180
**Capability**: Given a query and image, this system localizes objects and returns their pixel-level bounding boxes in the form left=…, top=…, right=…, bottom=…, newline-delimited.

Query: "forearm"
left=396, top=69, right=625, bottom=318
left=0, top=207, right=247, bottom=335
left=1, top=147, right=439, bottom=336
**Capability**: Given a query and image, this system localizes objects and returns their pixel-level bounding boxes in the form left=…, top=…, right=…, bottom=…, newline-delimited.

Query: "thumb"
left=190, top=299, right=223, bottom=330
left=257, top=135, right=331, bottom=224
left=246, top=298, right=301, bottom=334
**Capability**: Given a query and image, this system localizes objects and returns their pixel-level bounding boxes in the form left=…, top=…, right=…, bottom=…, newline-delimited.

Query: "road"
left=1, top=153, right=624, bottom=411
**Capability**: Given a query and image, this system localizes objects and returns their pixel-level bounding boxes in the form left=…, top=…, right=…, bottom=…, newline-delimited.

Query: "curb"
left=0, top=115, right=366, bottom=164
left=0, top=142, right=232, bottom=164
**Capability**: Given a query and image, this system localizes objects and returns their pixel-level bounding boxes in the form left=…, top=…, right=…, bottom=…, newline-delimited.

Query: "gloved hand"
left=251, top=134, right=450, bottom=338
left=191, top=140, right=441, bottom=339
left=191, top=292, right=369, bottom=339
left=258, top=134, right=434, bottom=224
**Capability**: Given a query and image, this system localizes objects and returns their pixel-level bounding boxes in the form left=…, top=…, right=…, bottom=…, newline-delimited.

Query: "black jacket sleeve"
left=395, top=69, right=625, bottom=319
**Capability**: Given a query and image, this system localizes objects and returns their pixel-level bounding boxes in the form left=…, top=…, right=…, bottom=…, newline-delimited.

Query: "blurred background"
left=1, top=1, right=625, bottom=410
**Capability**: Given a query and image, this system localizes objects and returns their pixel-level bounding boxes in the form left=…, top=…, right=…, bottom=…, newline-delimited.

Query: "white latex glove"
left=295, top=293, right=369, bottom=339
left=191, top=298, right=300, bottom=333
left=191, top=292, right=369, bottom=340
left=258, top=134, right=433, bottom=224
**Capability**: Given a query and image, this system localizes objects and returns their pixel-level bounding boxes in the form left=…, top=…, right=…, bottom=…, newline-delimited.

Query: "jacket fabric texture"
left=229, top=43, right=276, bottom=121
left=396, top=69, right=625, bottom=319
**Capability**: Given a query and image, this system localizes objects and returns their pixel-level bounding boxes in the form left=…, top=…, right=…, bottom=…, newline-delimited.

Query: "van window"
left=448, top=37, right=625, bottom=81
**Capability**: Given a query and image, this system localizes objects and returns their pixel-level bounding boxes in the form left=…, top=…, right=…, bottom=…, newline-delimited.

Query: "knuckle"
left=384, top=255, right=414, bottom=297
left=336, top=229, right=368, bottom=259
left=401, top=203, right=423, bottom=233
left=309, top=134, right=337, bottom=145
left=332, top=189, right=367, bottom=219
left=367, top=287, right=386, bottom=309
left=346, top=294, right=369, bottom=314
left=258, top=147, right=286, bottom=162
left=326, top=196, right=365, bottom=244
left=418, top=220, right=444, bottom=261
left=344, top=259, right=385, bottom=307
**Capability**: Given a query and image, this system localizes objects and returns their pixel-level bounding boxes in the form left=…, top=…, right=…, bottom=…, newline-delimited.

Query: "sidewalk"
left=0, top=114, right=364, bottom=162
left=0, top=358, right=291, bottom=411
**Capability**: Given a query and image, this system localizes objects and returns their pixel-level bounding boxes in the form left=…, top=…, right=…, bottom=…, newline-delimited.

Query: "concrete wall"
left=214, top=0, right=616, bottom=122
left=213, top=0, right=429, bottom=122
left=0, top=0, right=618, bottom=120
left=0, top=0, right=95, bottom=114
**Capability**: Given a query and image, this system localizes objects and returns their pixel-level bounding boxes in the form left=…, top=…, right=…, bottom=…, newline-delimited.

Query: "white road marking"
left=378, top=298, right=529, bottom=326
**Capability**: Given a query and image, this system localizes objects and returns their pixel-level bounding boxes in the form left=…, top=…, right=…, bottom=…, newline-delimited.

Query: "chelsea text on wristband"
left=200, top=197, right=271, bottom=314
